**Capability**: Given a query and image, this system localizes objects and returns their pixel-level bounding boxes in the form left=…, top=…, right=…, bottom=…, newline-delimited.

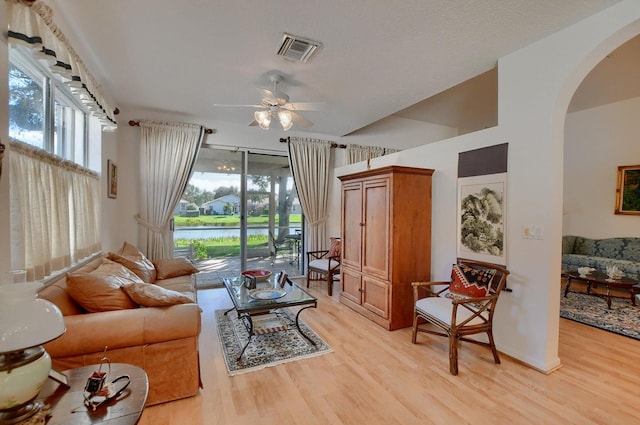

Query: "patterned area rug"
left=215, top=308, right=333, bottom=375
left=560, top=290, right=640, bottom=340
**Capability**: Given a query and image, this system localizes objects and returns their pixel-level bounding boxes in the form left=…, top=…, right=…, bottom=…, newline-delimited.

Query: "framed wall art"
left=457, top=172, right=507, bottom=264
left=107, top=159, right=118, bottom=199
left=615, top=165, right=640, bottom=215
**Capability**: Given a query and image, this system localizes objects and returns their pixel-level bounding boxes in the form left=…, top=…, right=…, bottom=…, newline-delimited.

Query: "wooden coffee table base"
left=38, top=363, right=149, bottom=425
left=564, top=270, right=638, bottom=309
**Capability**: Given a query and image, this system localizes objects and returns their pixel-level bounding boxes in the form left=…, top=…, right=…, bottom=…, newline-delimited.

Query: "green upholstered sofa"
left=561, top=235, right=640, bottom=279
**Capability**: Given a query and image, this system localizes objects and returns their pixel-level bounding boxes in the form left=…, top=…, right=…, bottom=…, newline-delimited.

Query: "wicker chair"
left=411, top=259, right=510, bottom=375
left=306, top=237, right=341, bottom=296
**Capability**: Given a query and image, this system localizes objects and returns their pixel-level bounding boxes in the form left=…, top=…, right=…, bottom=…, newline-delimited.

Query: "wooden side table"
left=38, top=363, right=148, bottom=425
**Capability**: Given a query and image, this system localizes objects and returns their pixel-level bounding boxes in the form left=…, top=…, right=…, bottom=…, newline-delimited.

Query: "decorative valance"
left=6, top=0, right=118, bottom=130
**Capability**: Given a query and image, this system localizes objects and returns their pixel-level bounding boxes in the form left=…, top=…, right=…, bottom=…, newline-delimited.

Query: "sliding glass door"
left=173, top=147, right=301, bottom=277
left=246, top=152, right=301, bottom=273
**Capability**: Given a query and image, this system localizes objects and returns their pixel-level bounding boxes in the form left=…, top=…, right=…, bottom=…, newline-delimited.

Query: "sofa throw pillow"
left=108, top=241, right=157, bottom=282
left=328, top=237, right=341, bottom=259
left=121, top=282, right=194, bottom=307
left=449, top=263, right=497, bottom=300
left=153, top=258, right=199, bottom=280
left=66, top=272, right=138, bottom=312
left=96, top=258, right=144, bottom=283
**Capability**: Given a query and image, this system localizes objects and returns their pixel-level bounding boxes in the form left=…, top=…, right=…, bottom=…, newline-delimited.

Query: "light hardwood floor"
left=137, top=280, right=640, bottom=425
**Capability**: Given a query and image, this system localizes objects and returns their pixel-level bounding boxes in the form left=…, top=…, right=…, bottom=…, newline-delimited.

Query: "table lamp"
left=0, top=279, right=65, bottom=424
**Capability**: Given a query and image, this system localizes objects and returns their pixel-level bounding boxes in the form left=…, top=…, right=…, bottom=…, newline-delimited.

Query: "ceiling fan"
left=215, top=74, right=319, bottom=131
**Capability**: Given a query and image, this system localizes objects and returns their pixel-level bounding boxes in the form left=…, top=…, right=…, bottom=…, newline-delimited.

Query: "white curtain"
left=287, top=138, right=332, bottom=253
left=137, top=120, right=204, bottom=260
left=347, top=144, right=384, bottom=165
left=6, top=0, right=117, bottom=129
left=9, top=140, right=101, bottom=281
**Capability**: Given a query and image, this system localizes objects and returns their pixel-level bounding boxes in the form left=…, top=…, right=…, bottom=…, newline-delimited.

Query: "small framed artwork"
left=615, top=165, right=640, bottom=215
left=107, top=159, right=118, bottom=199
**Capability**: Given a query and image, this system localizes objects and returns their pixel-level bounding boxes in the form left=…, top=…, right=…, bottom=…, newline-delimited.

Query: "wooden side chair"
left=306, top=237, right=341, bottom=296
left=411, top=259, right=510, bottom=375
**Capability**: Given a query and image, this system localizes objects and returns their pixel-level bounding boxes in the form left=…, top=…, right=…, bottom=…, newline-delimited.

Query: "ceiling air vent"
left=276, top=33, right=322, bottom=63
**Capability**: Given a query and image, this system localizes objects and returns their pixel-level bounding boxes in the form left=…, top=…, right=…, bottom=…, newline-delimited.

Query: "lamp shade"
left=278, top=110, right=293, bottom=131
left=254, top=110, right=271, bottom=130
left=0, top=283, right=65, bottom=352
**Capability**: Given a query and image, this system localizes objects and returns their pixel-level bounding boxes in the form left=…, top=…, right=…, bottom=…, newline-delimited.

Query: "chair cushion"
left=328, top=237, right=341, bottom=258
left=309, top=258, right=340, bottom=272
left=449, top=263, right=496, bottom=299
left=415, top=297, right=487, bottom=326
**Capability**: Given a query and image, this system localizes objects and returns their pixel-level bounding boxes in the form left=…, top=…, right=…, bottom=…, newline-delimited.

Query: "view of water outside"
left=174, top=227, right=299, bottom=240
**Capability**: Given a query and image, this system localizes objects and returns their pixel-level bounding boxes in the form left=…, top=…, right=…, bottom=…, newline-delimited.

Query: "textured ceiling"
left=47, top=0, right=621, bottom=137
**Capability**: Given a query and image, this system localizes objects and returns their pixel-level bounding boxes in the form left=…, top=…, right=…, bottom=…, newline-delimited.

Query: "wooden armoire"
left=338, top=165, right=434, bottom=330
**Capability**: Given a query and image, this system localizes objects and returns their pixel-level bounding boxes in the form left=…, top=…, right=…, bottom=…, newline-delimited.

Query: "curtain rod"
left=279, top=137, right=346, bottom=149
left=128, top=120, right=214, bottom=134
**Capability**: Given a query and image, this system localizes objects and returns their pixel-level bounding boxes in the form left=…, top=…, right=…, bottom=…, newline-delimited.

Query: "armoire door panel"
left=341, top=268, right=362, bottom=305
left=341, top=182, right=363, bottom=270
left=362, top=179, right=389, bottom=279
left=362, top=277, right=389, bottom=319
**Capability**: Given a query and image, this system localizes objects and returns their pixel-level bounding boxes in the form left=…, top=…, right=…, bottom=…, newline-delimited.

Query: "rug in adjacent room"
left=560, top=290, right=640, bottom=340
left=215, top=308, right=333, bottom=375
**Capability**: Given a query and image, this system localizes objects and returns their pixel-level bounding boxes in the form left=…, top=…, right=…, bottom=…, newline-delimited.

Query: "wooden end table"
left=38, top=363, right=148, bottom=425
left=564, top=270, right=638, bottom=309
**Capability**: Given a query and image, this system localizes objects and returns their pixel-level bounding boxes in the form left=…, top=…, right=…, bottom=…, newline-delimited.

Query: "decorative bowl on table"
left=606, top=265, right=625, bottom=279
left=577, top=267, right=595, bottom=277
left=241, top=269, right=272, bottom=282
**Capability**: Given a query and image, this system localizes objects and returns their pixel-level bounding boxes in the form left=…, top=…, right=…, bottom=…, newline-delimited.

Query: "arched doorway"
left=555, top=23, right=640, bottom=359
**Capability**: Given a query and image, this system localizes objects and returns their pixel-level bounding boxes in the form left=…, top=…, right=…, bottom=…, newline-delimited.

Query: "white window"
left=8, top=47, right=99, bottom=281
left=9, top=46, right=88, bottom=167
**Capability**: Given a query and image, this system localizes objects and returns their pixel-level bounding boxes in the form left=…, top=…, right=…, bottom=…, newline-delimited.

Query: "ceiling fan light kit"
left=216, top=72, right=319, bottom=131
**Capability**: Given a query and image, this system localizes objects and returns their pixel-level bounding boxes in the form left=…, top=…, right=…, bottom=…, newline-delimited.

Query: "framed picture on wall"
left=107, top=159, right=118, bottom=199
left=615, top=165, right=640, bottom=215
left=457, top=173, right=507, bottom=264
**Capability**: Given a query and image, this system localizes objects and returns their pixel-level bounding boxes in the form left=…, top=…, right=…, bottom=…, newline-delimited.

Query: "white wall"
left=564, top=96, right=640, bottom=238
left=100, top=126, right=120, bottom=252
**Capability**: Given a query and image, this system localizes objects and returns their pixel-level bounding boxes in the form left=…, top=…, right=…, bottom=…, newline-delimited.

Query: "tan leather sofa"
left=38, top=255, right=202, bottom=406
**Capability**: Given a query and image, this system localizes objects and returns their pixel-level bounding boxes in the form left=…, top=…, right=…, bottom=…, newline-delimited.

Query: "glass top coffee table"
left=222, top=274, right=318, bottom=359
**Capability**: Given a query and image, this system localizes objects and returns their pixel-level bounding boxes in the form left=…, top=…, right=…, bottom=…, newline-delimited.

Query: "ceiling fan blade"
left=258, top=88, right=289, bottom=105
left=248, top=120, right=259, bottom=127
left=213, top=103, right=264, bottom=109
left=285, top=101, right=325, bottom=111
left=290, top=111, right=313, bottom=128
